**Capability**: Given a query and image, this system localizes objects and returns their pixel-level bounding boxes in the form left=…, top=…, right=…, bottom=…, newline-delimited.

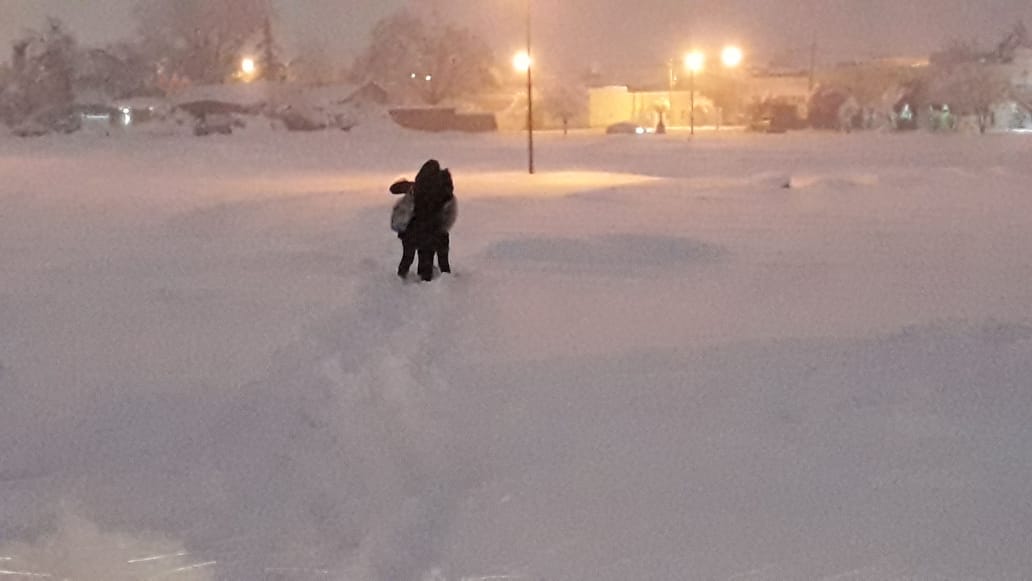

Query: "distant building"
left=586, top=61, right=816, bottom=129
left=588, top=86, right=716, bottom=129
left=741, top=73, right=811, bottom=106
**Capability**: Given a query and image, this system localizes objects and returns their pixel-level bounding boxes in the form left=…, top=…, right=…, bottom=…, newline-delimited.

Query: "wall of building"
left=742, top=74, right=811, bottom=104
left=589, top=86, right=633, bottom=128
left=589, top=86, right=716, bottom=128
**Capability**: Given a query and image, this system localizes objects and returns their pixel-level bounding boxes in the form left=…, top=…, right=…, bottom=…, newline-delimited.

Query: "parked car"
left=606, top=121, right=647, bottom=135
left=193, top=113, right=238, bottom=136
left=272, top=106, right=328, bottom=132
left=748, top=116, right=785, bottom=133
left=747, top=112, right=793, bottom=134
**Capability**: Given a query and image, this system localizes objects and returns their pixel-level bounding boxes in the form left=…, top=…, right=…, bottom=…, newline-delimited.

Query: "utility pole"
left=807, top=0, right=818, bottom=92
left=808, top=37, right=817, bottom=92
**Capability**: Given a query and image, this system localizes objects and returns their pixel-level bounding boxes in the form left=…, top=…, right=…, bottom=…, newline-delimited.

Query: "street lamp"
left=684, top=51, right=705, bottom=135
left=240, top=56, right=257, bottom=82
left=721, top=45, right=743, bottom=68
left=513, top=48, right=534, bottom=173
left=513, top=51, right=532, bottom=72
left=719, top=46, right=743, bottom=127
left=521, top=0, right=534, bottom=174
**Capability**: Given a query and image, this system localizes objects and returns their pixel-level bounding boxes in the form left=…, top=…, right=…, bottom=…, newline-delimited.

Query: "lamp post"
left=719, top=45, right=743, bottom=127
left=514, top=49, right=533, bottom=173
left=524, top=0, right=534, bottom=174
left=684, top=51, right=705, bottom=136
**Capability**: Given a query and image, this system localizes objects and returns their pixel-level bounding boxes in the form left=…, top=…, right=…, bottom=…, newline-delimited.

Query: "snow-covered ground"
left=2, top=128, right=1031, bottom=580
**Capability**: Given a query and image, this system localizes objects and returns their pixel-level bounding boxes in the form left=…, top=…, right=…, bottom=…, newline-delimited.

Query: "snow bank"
left=787, top=172, right=880, bottom=189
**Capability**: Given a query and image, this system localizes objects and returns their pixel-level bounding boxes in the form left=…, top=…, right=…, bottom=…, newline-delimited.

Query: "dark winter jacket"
left=399, top=159, right=457, bottom=247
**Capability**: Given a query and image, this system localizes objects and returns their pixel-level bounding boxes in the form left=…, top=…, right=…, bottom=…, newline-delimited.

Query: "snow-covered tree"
left=255, top=16, right=287, bottom=82
left=289, top=41, right=341, bottom=86
left=924, top=34, right=1014, bottom=133
left=75, top=42, right=159, bottom=99
left=816, top=62, right=927, bottom=129
left=929, top=62, right=1010, bottom=133
left=133, top=0, right=272, bottom=84
left=351, top=8, right=497, bottom=105
left=0, top=18, right=77, bottom=126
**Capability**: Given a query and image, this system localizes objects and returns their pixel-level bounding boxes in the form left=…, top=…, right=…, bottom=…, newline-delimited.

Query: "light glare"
left=684, top=51, right=705, bottom=73
left=241, top=57, right=256, bottom=75
left=722, top=45, right=744, bottom=68
left=513, top=51, right=532, bottom=72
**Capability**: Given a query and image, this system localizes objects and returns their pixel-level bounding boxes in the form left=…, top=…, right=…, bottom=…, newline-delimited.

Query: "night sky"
left=3, top=0, right=1031, bottom=71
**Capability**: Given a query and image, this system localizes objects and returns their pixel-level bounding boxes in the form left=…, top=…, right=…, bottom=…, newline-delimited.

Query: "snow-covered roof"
left=168, top=82, right=279, bottom=107
left=167, top=81, right=365, bottom=108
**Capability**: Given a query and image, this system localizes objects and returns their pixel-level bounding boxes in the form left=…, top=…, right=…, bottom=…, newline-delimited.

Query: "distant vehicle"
left=747, top=101, right=802, bottom=134
left=193, top=113, right=237, bottom=136
left=748, top=115, right=788, bottom=134
left=747, top=110, right=797, bottom=134
left=273, top=106, right=328, bottom=132
left=606, top=121, right=647, bottom=135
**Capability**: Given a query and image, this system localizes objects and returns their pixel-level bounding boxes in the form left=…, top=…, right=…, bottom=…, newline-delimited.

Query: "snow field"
left=2, top=130, right=1032, bottom=580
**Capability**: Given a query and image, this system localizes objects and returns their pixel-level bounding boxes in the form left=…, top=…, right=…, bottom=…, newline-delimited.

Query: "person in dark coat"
left=391, top=159, right=457, bottom=281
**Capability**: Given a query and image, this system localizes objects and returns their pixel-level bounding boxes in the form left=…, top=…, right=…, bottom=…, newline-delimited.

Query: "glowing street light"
left=241, top=56, right=257, bottom=76
left=684, top=51, right=706, bottom=74
left=516, top=0, right=534, bottom=174
left=513, top=50, right=532, bottom=73
left=521, top=0, right=535, bottom=174
left=684, top=51, right=705, bottom=135
left=722, top=45, right=744, bottom=68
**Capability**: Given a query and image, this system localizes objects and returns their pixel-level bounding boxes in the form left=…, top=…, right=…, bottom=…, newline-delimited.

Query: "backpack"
left=391, top=191, right=415, bottom=233
left=437, top=169, right=458, bottom=231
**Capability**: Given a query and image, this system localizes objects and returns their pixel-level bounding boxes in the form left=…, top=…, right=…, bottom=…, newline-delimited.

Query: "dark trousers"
left=398, top=233, right=450, bottom=281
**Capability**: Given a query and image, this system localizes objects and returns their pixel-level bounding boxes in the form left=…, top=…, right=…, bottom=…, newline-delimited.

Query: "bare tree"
left=930, top=62, right=1010, bottom=133
left=541, top=83, right=587, bottom=134
left=0, top=64, right=11, bottom=94
left=133, top=0, right=272, bottom=84
left=930, top=38, right=983, bottom=68
left=351, top=7, right=497, bottom=105
left=289, top=41, right=339, bottom=86
left=255, top=16, right=286, bottom=82
left=697, top=73, right=747, bottom=125
left=991, top=21, right=1029, bottom=63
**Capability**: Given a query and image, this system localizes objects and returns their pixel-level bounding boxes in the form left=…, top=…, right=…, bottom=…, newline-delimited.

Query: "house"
left=344, top=81, right=389, bottom=106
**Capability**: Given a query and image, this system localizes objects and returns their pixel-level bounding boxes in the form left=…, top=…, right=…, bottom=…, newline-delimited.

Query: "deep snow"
left=2, top=128, right=1032, bottom=580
